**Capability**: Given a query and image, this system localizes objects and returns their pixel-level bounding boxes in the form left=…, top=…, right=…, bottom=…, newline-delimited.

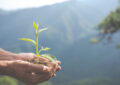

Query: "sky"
left=0, top=0, right=68, bottom=11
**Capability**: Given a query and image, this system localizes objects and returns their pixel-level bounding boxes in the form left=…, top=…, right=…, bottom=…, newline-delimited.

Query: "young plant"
left=20, top=22, right=57, bottom=63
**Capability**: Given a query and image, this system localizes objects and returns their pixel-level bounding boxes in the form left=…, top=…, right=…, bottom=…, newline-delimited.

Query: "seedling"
left=20, top=22, right=57, bottom=63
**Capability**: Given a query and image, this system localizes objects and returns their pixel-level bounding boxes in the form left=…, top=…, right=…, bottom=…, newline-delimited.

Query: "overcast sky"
left=0, top=0, right=68, bottom=11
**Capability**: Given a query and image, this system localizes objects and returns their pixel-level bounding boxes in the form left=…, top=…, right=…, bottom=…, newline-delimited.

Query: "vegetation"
left=20, top=22, right=57, bottom=63
left=0, top=76, right=18, bottom=85
left=90, top=38, right=99, bottom=44
left=66, top=78, right=120, bottom=85
left=98, top=6, right=120, bottom=39
left=38, top=81, right=53, bottom=85
left=117, top=43, right=120, bottom=48
left=0, top=0, right=120, bottom=85
left=1, top=76, right=120, bottom=85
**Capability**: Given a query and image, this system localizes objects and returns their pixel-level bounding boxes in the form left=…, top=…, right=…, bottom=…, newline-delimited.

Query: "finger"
left=52, top=73, right=56, bottom=77
left=39, top=57, right=53, bottom=64
left=28, top=64, right=50, bottom=73
left=38, top=74, right=51, bottom=83
left=18, top=53, right=36, bottom=61
left=49, top=62, right=57, bottom=73
left=57, top=61, right=61, bottom=65
left=39, top=57, right=49, bottom=62
left=56, top=66, right=61, bottom=72
left=15, top=60, right=50, bottom=73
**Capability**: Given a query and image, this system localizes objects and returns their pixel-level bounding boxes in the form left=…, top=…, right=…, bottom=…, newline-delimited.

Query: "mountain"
left=0, top=0, right=120, bottom=85
left=0, top=0, right=118, bottom=49
left=0, top=0, right=113, bottom=48
left=80, top=0, right=119, bottom=12
left=0, top=9, right=5, bottom=14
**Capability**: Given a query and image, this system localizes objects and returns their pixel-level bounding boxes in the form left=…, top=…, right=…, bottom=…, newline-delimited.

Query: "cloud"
left=0, top=0, right=67, bottom=10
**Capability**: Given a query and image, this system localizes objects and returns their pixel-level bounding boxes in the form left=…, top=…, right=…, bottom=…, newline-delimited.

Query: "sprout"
left=20, top=21, right=57, bottom=63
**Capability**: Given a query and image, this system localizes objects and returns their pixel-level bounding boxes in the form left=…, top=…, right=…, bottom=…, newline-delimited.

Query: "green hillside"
left=0, top=0, right=120, bottom=85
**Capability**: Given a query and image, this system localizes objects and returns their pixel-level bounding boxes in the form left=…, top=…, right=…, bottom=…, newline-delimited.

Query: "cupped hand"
left=0, top=49, right=61, bottom=85
left=17, top=53, right=61, bottom=72
left=6, top=60, right=61, bottom=85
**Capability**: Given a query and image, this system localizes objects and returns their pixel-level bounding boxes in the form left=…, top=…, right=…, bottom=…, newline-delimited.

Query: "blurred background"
left=0, top=0, right=120, bottom=85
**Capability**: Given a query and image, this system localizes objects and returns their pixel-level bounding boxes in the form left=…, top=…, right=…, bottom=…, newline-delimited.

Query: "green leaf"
left=38, top=28, right=48, bottom=34
left=42, top=47, right=50, bottom=51
left=49, top=54, right=57, bottom=61
left=33, top=21, right=39, bottom=31
left=41, top=54, right=57, bottom=63
left=39, top=47, right=50, bottom=54
left=19, top=38, right=36, bottom=45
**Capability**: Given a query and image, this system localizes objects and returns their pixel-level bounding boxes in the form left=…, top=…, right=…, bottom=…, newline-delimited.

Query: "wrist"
left=0, top=49, right=18, bottom=60
left=0, top=61, right=9, bottom=75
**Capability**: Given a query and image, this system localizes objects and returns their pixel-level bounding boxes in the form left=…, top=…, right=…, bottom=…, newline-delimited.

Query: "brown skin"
left=0, top=49, right=61, bottom=85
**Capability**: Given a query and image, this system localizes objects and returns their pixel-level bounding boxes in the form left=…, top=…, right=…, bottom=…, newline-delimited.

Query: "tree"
left=98, top=6, right=120, bottom=41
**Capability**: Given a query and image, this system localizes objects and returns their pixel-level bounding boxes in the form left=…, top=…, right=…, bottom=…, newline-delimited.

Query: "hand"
left=17, top=53, right=61, bottom=72
left=0, top=49, right=61, bottom=85
left=5, top=60, right=61, bottom=85
left=16, top=53, right=36, bottom=61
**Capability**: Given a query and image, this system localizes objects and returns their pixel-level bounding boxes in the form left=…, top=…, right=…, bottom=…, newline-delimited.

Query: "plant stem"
left=36, top=31, right=39, bottom=58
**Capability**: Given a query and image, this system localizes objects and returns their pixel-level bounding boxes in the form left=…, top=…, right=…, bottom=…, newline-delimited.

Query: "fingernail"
left=58, top=66, right=61, bottom=71
left=52, top=74, right=56, bottom=77
left=43, top=66, right=50, bottom=72
left=57, top=61, right=61, bottom=64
